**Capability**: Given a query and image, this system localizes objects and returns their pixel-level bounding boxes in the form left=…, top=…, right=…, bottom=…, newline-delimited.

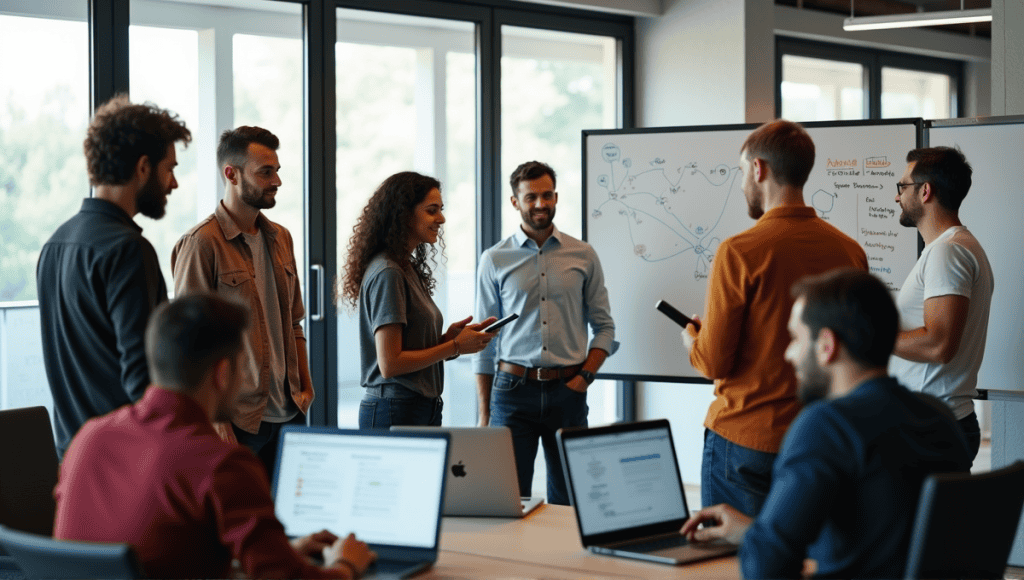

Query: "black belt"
left=498, top=361, right=582, bottom=382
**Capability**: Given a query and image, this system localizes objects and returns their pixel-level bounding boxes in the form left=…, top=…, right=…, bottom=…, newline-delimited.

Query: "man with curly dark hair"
left=171, top=126, right=312, bottom=477
left=37, top=94, right=191, bottom=456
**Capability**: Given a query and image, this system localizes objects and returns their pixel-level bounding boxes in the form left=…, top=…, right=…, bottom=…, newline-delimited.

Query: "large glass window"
left=777, top=38, right=961, bottom=120
left=882, top=67, right=952, bottom=119
left=500, top=26, right=618, bottom=240
left=334, top=10, right=477, bottom=428
left=781, top=55, right=864, bottom=122
left=0, top=4, right=89, bottom=412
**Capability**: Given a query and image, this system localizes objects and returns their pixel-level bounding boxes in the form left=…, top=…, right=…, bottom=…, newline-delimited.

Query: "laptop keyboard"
left=628, top=534, right=689, bottom=553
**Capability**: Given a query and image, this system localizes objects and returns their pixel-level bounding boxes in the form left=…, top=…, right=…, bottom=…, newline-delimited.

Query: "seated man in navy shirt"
left=682, top=269, right=971, bottom=579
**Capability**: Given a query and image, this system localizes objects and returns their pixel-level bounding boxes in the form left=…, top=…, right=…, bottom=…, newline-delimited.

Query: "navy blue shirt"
left=37, top=198, right=167, bottom=456
left=742, top=377, right=971, bottom=579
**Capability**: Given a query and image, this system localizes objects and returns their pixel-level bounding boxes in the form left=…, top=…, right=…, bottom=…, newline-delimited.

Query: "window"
left=777, top=37, right=962, bottom=121
left=0, top=3, right=89, bottom=412
left=334, top=9, right=478, bottom=428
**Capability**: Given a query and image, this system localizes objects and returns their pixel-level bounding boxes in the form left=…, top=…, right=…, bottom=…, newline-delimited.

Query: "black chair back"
left=0, top=407, right=59, bottom=537
left=905, top=460, right=1024, bottom=579
left=0, top=525, right=142, bottom=579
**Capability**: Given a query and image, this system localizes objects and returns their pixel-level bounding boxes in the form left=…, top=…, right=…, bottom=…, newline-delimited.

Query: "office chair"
left=0, top=406, right=59, bottom=538
left=904, top=460, right=1024, bottom=579
left=0, top=525, right=143, bottom=579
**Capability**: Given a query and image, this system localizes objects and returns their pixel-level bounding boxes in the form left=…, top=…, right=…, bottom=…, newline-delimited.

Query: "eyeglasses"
left=896, top=182, right=923, bottom=195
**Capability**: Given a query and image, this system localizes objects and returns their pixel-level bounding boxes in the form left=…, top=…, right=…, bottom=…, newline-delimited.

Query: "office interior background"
left=1, top=0, right=1021, bottom=487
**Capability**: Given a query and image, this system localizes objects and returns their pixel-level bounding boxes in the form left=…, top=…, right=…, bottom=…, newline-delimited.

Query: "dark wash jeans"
left=489, top=369, right=589, bottom=506
left=701, top=429, right=777, bottom=517
left=232, top=412, right=307, bottom=479
left=959, top=411, right=981, bottom=468
left=358, top=387, right=443, bottom=429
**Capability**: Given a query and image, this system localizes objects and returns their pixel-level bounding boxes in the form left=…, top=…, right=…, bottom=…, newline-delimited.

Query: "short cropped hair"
left=907, top=146, right=973, bottom=212
left=510, top=161, right=556, bottom=196
left=217, top=126, right=280, bottom=179
left=740, top=119, right=815, bottom=188
left=145, top=294, right=250, bottom=392
left=791, top=268, right=898, bottom=368
left=83, top=94, right=191, bottom=186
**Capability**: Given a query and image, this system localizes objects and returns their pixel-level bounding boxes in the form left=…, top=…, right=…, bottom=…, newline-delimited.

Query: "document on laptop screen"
left=563, top=429, right=688, bottom=536
left=274, top=432, right=446, bottom=547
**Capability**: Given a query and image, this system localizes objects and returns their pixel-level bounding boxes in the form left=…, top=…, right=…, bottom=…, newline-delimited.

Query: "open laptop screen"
left=562, top=425, right=688, bottom=536
left=272, top=429, right=447, bottom=548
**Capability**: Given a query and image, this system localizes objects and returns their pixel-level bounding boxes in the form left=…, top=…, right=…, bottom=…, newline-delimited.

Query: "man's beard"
left=241, top=176, right=276, bottom=210
left=136, top=171, right=167, bottom=219
left=522, top=206, right=554, bottom=230
left=796, top=348, right=831, bottom=405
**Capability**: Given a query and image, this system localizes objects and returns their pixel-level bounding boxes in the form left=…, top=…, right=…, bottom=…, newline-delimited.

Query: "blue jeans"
left=701, top=429, right=776, bottom=517
left=358, top=391, right=443, bottom=429
left=232, top=412, right=307, bottom=478
left=489, top=370, right=588, bottom=506
left=959, top=412, right=981, bottom=468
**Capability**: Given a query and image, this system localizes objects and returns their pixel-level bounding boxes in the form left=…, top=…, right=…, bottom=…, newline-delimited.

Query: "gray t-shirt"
left=242, top=229, right=297, bottom=422
left=359, top=254, right=444, bottom=398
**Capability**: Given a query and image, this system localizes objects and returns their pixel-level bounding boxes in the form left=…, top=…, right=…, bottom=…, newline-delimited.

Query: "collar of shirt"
left=214, top=200, right=278, bottom=243
left=80, top=197, right=142, bottom=232
left=135, top=386, right=217, bottom=435
left=759, top=205, right=817, bottom=222
left=512, top=224, right=564, bottom=250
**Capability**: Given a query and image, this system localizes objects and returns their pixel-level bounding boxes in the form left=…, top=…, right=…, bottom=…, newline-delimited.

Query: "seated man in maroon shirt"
left=54, top=293, right=376, bottom=579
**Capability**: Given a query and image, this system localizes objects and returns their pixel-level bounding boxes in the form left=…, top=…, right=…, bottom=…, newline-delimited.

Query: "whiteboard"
left=584, top=120, right=922, bottom=381
left=929, top=117, right=1024, bottom=396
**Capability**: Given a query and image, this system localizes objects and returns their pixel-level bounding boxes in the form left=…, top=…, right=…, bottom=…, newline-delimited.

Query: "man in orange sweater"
left=682, top=120, right=868, bottom=516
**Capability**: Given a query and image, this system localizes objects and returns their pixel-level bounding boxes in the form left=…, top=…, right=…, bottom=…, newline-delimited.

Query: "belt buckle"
left=530, top=368, right=543, bottom=381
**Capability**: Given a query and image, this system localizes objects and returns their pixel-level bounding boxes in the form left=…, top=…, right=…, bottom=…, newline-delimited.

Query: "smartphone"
left=656, top=300, right=700, bottom=330
left=483, top=313, right=519, bottom=333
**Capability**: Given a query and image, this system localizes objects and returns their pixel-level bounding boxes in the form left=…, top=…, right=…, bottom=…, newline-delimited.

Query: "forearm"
left=476, top=374, right=494, bottom=424
left=581, top=348, right=608, bottom=374
left=893, top=327, right=956, bottom=363
left=378, top=340, right=458, bottom=379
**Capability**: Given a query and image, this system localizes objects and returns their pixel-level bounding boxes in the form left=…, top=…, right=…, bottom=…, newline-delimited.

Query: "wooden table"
left=418, top=504, right=739, bottom=579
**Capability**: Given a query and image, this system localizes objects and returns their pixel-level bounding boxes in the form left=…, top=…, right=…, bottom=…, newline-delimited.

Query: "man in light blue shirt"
left=475, top=160, right=617, bottom=505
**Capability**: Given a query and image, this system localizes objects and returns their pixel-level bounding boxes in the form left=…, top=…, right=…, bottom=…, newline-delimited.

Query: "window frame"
left=775, top=36, right=964, bottom=120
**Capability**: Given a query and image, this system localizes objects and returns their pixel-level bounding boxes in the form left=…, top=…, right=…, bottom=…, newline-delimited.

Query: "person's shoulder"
left=178, top=214, right=221, bottom=242
left=364, top=253, right=403, bottom=280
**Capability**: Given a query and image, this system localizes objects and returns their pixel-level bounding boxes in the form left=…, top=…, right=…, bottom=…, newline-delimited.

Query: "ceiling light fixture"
left=843, top=0, right=992, bottom=32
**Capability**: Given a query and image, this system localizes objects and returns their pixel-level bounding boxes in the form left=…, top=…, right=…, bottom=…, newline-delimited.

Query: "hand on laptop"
left=291, top=529, right=338, bottom=558
left=323, top=532, right=377, bottom=578
left=680, top=504, right=751, bottom=546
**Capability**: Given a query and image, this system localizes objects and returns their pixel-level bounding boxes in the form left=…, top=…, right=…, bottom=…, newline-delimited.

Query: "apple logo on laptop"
left=451, top=461, right=467, bottom=477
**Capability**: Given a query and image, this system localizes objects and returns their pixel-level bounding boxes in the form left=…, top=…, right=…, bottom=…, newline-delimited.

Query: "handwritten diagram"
left=591, top=143, right=740, bottom=279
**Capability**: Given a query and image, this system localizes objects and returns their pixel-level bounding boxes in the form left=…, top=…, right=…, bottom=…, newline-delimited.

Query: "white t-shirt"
left=889, top=226, right=994, bottom=419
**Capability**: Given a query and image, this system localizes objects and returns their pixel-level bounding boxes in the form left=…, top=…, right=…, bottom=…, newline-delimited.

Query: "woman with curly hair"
left=340, top=171, right=495, bottom=428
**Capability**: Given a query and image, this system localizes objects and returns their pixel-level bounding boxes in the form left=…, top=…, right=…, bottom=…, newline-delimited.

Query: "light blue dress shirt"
left=474, top=226, right=618, bottom=374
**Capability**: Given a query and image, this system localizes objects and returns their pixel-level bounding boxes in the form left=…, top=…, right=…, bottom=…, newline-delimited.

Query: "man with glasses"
left=891, top=146, right=993, bottom=467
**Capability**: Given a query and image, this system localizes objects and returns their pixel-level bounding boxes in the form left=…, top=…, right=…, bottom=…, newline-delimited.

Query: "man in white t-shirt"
left=890, top=146, right=993, bottom=466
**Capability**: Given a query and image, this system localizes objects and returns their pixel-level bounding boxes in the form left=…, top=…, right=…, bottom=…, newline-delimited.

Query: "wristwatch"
left=578, top=370, right=596, bottom=385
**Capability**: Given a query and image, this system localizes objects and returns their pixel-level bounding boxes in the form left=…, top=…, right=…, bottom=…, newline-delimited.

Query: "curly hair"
left=83, top=94, right=192, bottom=186
left=339, top=172, right=444, bottom=309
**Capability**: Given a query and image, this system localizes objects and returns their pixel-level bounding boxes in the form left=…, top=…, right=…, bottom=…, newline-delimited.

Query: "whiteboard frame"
left=583, top=118, right=924, bottom=383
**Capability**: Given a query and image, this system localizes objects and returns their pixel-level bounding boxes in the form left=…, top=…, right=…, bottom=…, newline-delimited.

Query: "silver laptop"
left=392, top=426, right=544, bottom=517
left=556, top=419, right=737, bottom=565
left=272, top=427, right=449, bottom=578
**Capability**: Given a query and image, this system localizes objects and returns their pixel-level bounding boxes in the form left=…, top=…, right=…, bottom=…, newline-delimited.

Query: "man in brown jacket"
left=172, top=126, right=312, bottom=476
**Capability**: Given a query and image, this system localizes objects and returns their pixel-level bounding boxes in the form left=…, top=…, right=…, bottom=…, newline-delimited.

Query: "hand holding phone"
left=656, top=300, right=700, bottom=330
left=482, top=313, right=519, bottom=333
